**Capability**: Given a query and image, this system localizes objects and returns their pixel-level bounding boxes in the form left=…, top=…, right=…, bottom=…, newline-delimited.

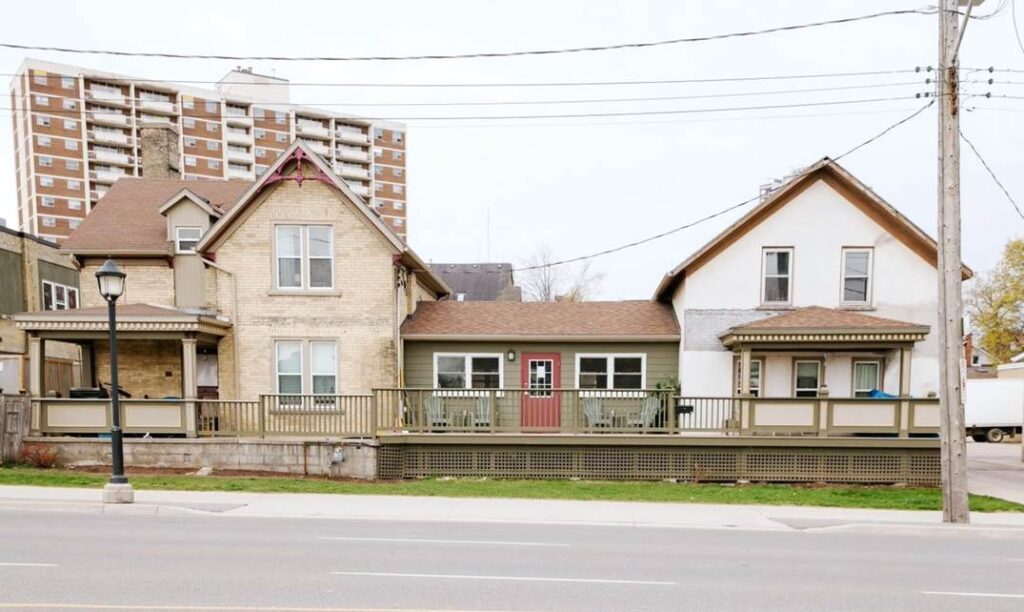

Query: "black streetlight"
left=96, top=259, right=132, bottom=503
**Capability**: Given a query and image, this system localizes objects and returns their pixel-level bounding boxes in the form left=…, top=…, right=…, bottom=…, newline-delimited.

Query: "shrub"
left=18, top=443, right=62, bottom=469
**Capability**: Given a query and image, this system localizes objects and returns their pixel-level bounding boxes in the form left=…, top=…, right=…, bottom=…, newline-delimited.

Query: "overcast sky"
left=1, top=0, right=1021, bottom=299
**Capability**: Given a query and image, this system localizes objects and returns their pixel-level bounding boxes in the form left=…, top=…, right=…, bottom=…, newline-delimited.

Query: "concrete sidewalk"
left=3, top=484, right=1024, bottom=534
left=968, top=441, right=1024, bottom=504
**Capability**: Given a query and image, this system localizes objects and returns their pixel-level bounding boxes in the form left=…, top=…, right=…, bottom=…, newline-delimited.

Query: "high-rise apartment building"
left=9, top=59, right=408, bottom=243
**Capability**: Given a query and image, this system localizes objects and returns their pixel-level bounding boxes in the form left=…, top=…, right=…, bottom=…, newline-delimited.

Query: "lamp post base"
left=102, top=482, right=134, bottom=504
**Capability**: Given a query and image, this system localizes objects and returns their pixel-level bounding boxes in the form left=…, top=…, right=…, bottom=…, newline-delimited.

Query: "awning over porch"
left=12, top=303, right=231, bottom=338
left=719, top=306, right=929, bottom=348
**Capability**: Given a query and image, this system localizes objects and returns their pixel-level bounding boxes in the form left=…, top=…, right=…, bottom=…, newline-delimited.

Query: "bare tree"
left=520, top=245, right=604, bottom=302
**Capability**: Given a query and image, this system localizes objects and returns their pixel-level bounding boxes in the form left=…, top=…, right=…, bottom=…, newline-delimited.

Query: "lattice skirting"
left=377, top=444, right=939, bottom=485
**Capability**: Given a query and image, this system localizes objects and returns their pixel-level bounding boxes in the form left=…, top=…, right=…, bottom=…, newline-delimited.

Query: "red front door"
left=521, top=353, right=561, bottom=429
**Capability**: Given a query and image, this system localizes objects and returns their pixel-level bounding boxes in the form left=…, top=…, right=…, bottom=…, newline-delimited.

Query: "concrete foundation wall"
left=28, top=437, right=377, bottom=480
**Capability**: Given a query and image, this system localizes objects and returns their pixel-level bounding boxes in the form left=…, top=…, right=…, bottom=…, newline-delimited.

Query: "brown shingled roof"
left=731, top=306, right=927, bottom=332
left=402, top=300, right=679, bottom=339
left=62, top=178, right=252, bottom=255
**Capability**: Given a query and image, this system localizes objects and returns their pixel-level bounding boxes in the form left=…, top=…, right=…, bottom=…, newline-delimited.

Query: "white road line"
left=0, top=562, right=57, bottom=568
left=331, top=571, right=675, bottom=586
left=923, top=591, right=1024, bottom=599
left=321, top=536, right=568, bottom=547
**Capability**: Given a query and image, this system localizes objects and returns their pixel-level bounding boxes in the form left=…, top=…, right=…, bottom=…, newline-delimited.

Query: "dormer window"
left=175, top=227, right=202, bottom=253
left=761, top=248, right=792, bottom=305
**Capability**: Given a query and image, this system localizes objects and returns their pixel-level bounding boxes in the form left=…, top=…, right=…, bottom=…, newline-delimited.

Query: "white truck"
left=965, top=378, right=1024, bottom=443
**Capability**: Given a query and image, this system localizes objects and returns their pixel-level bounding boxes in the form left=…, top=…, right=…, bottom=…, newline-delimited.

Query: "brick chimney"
left=139, top=124, right=181, bottom=179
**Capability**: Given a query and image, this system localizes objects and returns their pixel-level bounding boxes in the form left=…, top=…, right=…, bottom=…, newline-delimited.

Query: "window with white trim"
left=61, top=76, right=74, bottom=90
left=36, top=115, right=50, bottom=127
left=33, top=72, right=47, bottom=85
left=41, top=196, right=55, bottom=208
left=65, top=140, right=78, bottom=151
left=183, top=117, right=196, bottom=128
left=275, top=111, right=286, bottom=124
left=68, top=199, right=82, bottom=210
left=734, top=358, right=764, bottom=397
left=275, top=340, right=302, bottom=394
left=175, top=227, right=202, bottom=254
left=63, top=119, right=76, bottom=130
left=841, top=248, right=873, bottom=304
left=274, top=225, right=334, bottom=290
left=35, top=95, right=48, bottom=106
left=62, top=99, right=76, bottom=111
left=311, top=341, right=337, bottom=394
left=204, top=100, right=218, bottom=113
left=66, top=159, right=79, bottom=171
left=39, top=177, right=53, bottom=188
left=42, top=280, right=78, bottom=311
left=39, top=156, right=52, bottom=167
left=67, top=179, right=81, bottom=191
left=37, top=135, right=51, bottom=147
left=576, top=354, right=646, bottom=390
left=207, top=159, right=220, bottom=169
left=793, top=360, right=822, bottom=397
left=182, top=97, right=194, bottom=110
left=433, top=354, right=502, bottom=390
left=185, top=156, right=197, bottom=167
left=41, top=217, right=56, bottom=228
left=762, top=247, right=793, bottom=304
left=852, top=360, right=881, bottom=398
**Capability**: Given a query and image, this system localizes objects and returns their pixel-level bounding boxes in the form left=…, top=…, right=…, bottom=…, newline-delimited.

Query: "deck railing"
left=196, top=395, right=376, bottom=438
left=29, top=392, right=941, bottom=438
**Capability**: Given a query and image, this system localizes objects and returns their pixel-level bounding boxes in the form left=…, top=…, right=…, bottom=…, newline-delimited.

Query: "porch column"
left=181, top=336, right=198, bottom=438
left=739, top=347, right=752, bottom=435
left=898, top=347, right=912, bottom=438
left=27, top=334, right=43, bottom=434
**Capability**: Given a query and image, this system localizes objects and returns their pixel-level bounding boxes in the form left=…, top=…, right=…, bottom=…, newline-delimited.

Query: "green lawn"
left=1, top=466, right=1021, bottom=512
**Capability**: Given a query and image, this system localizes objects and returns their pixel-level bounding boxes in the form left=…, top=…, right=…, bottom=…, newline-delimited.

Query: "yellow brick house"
left=14, top=141, right=448, bottom=436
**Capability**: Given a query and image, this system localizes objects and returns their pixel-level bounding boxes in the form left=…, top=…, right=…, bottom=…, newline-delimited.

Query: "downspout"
left=201, top=256, right=241, bottom=400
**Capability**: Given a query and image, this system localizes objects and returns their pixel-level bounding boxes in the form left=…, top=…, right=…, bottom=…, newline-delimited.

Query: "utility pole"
left=936, top=0, right=973, bottom=523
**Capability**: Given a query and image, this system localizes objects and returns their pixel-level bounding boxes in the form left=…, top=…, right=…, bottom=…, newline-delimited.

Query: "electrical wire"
left=960, top=128, right=1024, bottom=222
left=0, top=69, right=925, bottom=88
left=0, top=9, right=938, bottom=62
left=3, top=95, right=921, bottom=122
left=512, top=102, right=934, bottom=272
left=1014, top=0, right=1024, bottom=57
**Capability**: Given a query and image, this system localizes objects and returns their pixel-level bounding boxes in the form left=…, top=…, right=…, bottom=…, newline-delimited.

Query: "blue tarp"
left=868, top=389, right=897, bottom=399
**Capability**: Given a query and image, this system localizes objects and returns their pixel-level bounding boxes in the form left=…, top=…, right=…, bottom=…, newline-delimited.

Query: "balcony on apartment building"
left=297, top=120, right=329, bottom=138
left=336, top=145, right=369, bottom=162
left=298, top=138, right=330, bottom=157
left=225, top=105, right=253, bottom=127
left=87, top=110, right=131, bottom=127
left=85, top=85, right=127, bottom=106
left=89, top=167, right=128, bottom=184
left=336, top=127, right=369, bottom=145
left=226, top=145, right=254, bottom=163
left=348, top=181, right=371, bottom=197
left=88, top=148, right=133, bottom=166
left=137, top=97, right=177, bottom=115
left=87, top=129, right=131, bottom=146
left=227, top=163, right=252, bottom=180
left=225, top=127, right=250, bottom=145
left=137, top=113, right=174, bottom=127
left=335, top=163, right=370, bottom=180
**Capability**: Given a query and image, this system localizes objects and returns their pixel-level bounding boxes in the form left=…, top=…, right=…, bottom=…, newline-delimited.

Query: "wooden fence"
left=1, top=394, right=31, bottom=463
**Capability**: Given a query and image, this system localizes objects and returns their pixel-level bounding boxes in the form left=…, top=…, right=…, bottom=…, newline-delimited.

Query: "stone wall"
left=29, top=436, right=377, bottom=479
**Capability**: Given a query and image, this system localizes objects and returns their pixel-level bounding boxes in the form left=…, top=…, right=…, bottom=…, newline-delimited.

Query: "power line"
left=128, top=80, right=924, bottom=108
left=5, top=95, right=920, bottom=122
left=512, top=102, right=934, bottom=272
left=1014, top=0, right=1024, bottom=57
left=0, top=9, right=937, bottom=62
left=0, top=68, right=924, bottom=88
left=959, top=128, right=1024, bottom=221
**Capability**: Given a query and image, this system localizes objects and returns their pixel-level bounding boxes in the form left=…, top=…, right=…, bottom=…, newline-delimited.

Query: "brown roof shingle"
left=402, top=300, right=679, bottom=339
left=62, top=178, right=253, bottom=254
left=732, top=306, right=926, bottom=331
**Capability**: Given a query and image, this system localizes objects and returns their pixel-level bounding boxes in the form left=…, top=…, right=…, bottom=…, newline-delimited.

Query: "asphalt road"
left=0, top=508, right=1023, bottom=611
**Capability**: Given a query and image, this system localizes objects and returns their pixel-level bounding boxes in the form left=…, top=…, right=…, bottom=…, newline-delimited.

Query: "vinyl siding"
left=403, top=340, right=679, bottom=389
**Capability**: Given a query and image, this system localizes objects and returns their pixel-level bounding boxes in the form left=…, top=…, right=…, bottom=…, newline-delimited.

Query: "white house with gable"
left=655, top=158, right=971, bottom=402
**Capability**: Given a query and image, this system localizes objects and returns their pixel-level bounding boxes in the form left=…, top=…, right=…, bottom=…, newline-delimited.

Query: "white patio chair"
left=628, top=396, right=662, bottom=431
left=473, top=395, right=492, bottom=429
left=583, top=398, right=611, bottom=430
left=424, top=396, right=449, bottom=431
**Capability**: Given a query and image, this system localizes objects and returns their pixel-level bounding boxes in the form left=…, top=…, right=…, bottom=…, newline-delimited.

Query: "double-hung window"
left=852, top=360, right=882, bottom=398
left=275, top=340, right=303, bottom=394
left=275, top=225, right=334, bottom=291
left=274, top=339, right=338, bottom=402
left=762, top=248, right=793, bottom=304
left=793, top=360, right=822, bottom=397
left=577, top=354, right=645, bottom=392
left=841, top=248, right=873, bottom=304
left=175, top=227, right=201, bottom=253
left=42, top=280, right=78, bottom=311
left=734, top=358, right=763, bottom=397
left=433, top=354, right=502, bottom=390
